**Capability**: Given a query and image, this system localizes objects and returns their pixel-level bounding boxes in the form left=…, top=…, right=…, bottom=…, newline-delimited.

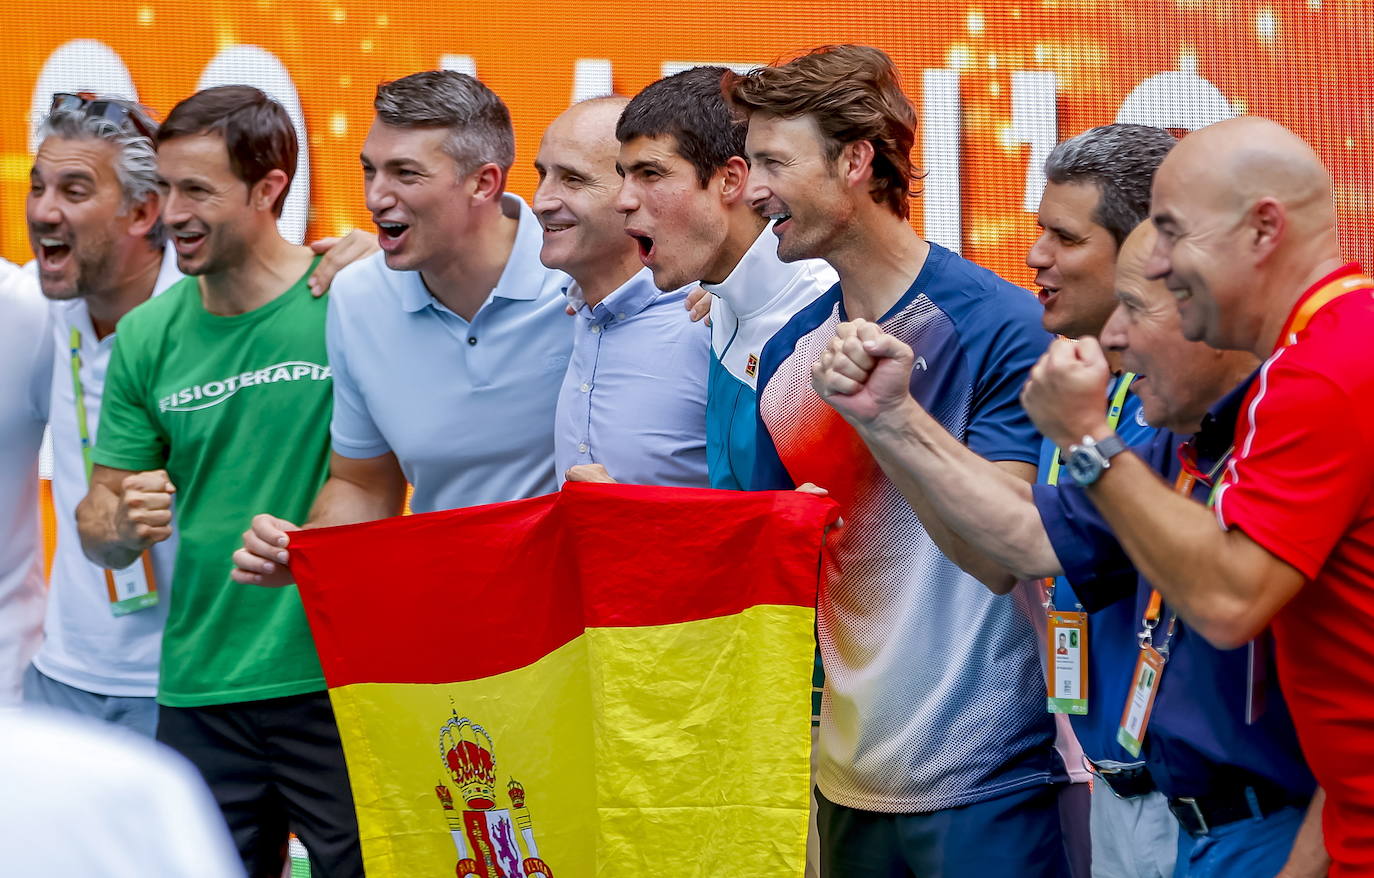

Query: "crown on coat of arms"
left=440, top=714, right=497, bottom=809
left=508, top=777, right=526, bottom=810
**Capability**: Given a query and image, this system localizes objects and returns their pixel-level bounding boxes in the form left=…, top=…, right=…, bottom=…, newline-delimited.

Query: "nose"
left=613, top=177, right=638, bottom=216
left=364, top=172, right=396, bottom=216
left=1099, top=302, right=1129, bottom=352
left=531, top=177, right=559, bottom=217
left=1143, top=236, right=1170, bottom=281
left=26, top=184, right=62, bottom=229
left=742, top=173, right=771, bottom=211
left=162, top=187, right=193, bottom=227
left=1025, top=232, right=1054, bottom=270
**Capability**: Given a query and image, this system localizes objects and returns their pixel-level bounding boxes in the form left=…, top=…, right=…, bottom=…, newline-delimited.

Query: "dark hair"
left=374, top=71, right=515, bottom=174
left=158, top=86, right=297, bottom=216
left=616, top=66, right=745, bottom=188
left=726, top=45, right=921, bottom=219
left=1044, top=124, right=1178, bottom=246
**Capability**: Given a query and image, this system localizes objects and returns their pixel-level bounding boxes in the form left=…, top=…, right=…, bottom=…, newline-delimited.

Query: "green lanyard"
left=1045, top=372, right=1136, bottom=487
left=70, top=326, right=96, bottom=482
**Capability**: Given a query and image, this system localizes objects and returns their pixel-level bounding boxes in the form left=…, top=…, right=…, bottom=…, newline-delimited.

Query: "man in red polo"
left=1017, top=116, right=1370, bottom=874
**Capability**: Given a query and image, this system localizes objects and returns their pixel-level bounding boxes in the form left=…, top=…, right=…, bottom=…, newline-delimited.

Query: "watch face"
left=1067, top=450, right=1103, bottom=486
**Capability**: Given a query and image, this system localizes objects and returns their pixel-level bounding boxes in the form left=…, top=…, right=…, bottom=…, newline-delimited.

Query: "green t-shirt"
left=94, top=258, right=332, bottom=707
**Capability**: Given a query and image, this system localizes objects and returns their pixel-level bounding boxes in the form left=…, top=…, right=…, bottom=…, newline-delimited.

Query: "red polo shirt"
left=1213, top=263, right=1374, bottom=874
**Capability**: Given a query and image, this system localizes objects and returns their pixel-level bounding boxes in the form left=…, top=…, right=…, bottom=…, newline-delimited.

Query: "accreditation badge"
left=1117, top=646, right=1165, bottom=757
left=106, top=552, right=158, bottom=616
left=1046, top=611, right=1088, bottom=715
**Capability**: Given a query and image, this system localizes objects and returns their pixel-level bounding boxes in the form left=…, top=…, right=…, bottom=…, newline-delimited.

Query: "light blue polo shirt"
left=555, top=267, right=709, bottom=487
left=326, top=194, right=573, bottom=514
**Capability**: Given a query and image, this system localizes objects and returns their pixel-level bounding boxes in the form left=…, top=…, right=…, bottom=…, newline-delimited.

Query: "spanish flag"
left=289, top=483, right=836, bottom=877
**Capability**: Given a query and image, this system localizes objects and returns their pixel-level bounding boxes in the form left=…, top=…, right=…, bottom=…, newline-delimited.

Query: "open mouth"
left=631, top=233, right=656, bottom=265
left=1036, top=286, right=1059, bottom=306
left=172, top=229, right=208, bottom=256
left=542, top=222, right=574, bottom=235
left=37, top=237, right=71, bottom=271
left=376, top=220, right=410, bottom=252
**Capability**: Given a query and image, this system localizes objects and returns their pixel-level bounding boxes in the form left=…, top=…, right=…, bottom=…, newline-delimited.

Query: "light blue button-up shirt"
left=327, top=194, right=574, bottom=514
left=555, top=267, right=710, bottom=487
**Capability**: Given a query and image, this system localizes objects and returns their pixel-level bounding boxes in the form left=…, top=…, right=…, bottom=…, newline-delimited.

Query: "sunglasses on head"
left=50, top=92, right=157, bottom=142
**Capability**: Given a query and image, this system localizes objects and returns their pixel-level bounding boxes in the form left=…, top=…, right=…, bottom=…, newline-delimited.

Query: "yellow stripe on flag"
left=332, top=604, right=815, bottom=877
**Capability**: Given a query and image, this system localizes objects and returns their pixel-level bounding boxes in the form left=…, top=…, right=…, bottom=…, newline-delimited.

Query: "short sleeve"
left=1032, top=481, right=1137, bottom=612
left=91, top=330, right=168, bottom=472
left=1214, top=362, right=1374, bottom=580
left=966, top=311, right=1051, bottom=465
left=326, top=294, right=391, bottom=459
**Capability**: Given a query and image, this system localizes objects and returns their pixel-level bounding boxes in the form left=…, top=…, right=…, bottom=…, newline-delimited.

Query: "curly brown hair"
left=725, top=45, right=922, bottom=219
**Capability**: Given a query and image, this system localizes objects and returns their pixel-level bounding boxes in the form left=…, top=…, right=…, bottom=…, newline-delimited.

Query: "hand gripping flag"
left=288, top=482, right=838, bottom=878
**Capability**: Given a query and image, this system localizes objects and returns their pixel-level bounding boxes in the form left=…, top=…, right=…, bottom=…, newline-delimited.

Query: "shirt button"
left=577, top=443, right=588, bottom=453
left=590, top=325, right=601, bottom=334
left=468, top=336, right=478, bottom=345
left=617, top=313, right=626, bottom=320
left=580, top=383, right=590, bottom=393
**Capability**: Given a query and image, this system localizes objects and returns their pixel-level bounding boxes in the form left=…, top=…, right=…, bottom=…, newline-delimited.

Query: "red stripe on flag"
left=288, top=483, right=837, bottom=686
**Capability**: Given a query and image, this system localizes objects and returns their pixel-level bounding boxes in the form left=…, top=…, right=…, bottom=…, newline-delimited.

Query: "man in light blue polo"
left=536, top=97, right=709, bottom=488
left=232, top=70, right=571, bottom=582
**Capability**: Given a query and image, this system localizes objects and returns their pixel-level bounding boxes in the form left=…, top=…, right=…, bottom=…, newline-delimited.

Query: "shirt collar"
left=1272, top=261, right=1365, bottom=353
left=568, top=267, right=666, bottom=326
left=1192, top=368, right=1260, bottom=465
left=702, top=226, right=811, bottom=318
left=399, top=193, right=554, bottom=313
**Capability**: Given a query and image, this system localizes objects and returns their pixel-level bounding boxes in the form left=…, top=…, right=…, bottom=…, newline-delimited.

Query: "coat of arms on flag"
left=289, top=483, right=837, bottom=877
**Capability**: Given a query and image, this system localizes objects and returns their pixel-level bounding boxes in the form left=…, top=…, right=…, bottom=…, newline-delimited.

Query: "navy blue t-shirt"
left=1033, top=373, right=1315, bottom=800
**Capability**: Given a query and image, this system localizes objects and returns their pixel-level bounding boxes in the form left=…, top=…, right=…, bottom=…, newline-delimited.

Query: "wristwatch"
left=1065, top=433, right=1127, bottom=487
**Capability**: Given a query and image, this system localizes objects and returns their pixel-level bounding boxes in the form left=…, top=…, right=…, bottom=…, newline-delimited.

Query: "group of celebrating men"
left=2, top=41, right=1371, bottom=878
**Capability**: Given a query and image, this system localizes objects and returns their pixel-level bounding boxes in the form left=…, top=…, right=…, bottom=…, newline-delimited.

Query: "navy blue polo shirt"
left=1037, top=378, right=1155, bottom=766
left=1033, top=373, right=1315, bottom=801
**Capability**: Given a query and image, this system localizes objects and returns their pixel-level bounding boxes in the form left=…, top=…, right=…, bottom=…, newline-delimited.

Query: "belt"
left=1168, top=785, right=1303, bottom=837
left=1083, top=758, right=1157, bottom=799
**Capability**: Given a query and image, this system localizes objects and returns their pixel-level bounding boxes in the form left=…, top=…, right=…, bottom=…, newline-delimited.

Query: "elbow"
left=1190, top=602, right=1269, bottom=651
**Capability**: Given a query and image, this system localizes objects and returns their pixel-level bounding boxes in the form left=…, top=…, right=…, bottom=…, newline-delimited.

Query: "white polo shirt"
left=34, top=245, right=182, bottom=697
left=0, top=260, right=52, bottom=704
left=327, top=194, right=573, bottom=513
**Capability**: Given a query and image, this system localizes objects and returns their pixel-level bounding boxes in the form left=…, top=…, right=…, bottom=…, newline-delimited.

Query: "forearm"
left=76, top=484, right=142, bottom=569
left=1276, top=788, right=1328, bottom=878
left=303, top=472, right=405, bottom=530
left=1085, top=451, right=1282, bottom=647
left=858, top=399, right=1063, bottom=589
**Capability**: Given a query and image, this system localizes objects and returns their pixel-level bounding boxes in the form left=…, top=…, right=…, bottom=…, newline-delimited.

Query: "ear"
left=840, top=140, right=876, bottom=192
left=125, top=188, right=163, bottom=240
left=251, top=168, right=291, bottom=215
left=717, top=156, right=752, bottom=207
left=1249, top=197, right=1286, bottom=260
left=468, top=163, right=507, bottom=206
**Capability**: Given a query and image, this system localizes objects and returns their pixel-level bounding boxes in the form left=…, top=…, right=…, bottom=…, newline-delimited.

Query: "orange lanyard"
left=1140, top=448, right=1230, bottom=651
left=1278, top=271, right=1374, bottom=350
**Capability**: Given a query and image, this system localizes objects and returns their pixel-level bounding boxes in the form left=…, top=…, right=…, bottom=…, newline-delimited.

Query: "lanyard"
left=1277, top=271, right=1374, bottom=350
left=1043, top=372, right=1137, bottom=611
left=1139, top=446, right=1231, bottom=657
left=70, top=327, right=97, bottom=482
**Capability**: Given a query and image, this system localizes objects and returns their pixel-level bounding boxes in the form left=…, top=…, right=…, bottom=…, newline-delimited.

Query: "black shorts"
left=156, top=690, right=363, bottom=878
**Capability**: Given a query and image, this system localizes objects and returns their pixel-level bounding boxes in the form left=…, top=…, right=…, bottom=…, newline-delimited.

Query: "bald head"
left=1145, top=117, right=1342, bottom=354
left=533, top=96, right=639, bottom=302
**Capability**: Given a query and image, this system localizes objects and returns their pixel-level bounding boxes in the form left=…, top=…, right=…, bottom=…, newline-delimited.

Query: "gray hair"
left=39, top=100, right=165, bottom=248
left=1044, top=123, right=1177, bottom=246
left=374, top=71, right=515, bottom=175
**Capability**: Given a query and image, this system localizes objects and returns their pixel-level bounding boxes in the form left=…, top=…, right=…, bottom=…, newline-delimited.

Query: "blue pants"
left=22, top=664, right=158, bottom=737
left=816, top=783, right=1070, bottom=877
left=1173, top=802, right=1305, bottom=878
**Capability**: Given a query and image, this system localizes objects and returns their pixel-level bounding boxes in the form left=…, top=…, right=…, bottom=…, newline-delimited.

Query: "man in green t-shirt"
left=76, top=86, right=362, bottom=878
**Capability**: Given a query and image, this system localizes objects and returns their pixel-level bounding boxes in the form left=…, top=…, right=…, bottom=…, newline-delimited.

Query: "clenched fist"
left=114, top=469, right=176, bottom=550
left=811, top=319, right=917, bottom=427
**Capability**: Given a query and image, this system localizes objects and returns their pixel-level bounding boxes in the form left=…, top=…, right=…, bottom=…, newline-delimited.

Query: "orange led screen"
left=1, top=0, right=1370, bottom=285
